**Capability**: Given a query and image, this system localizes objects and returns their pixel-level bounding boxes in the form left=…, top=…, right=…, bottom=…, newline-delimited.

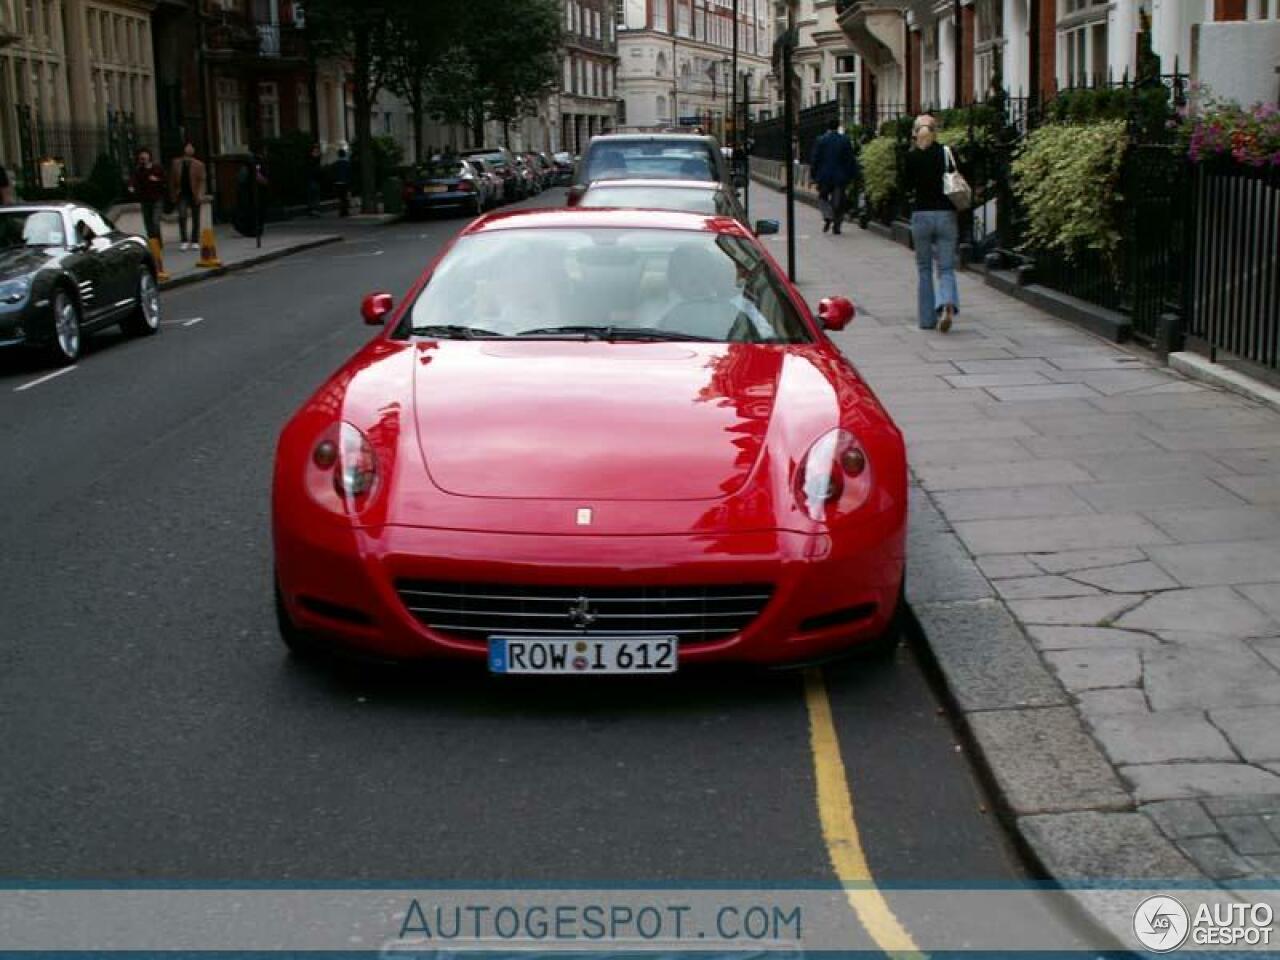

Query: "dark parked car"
left=402, top=159, right=489, bottom=218
left=568, top=134, right=732, bottom=205
left=469, top=158, right=505, bottom=207
left=576, top=178, right=777, bottom=235
left=551, top=151, right=575, bottom=184
left=462, top=148, right=524, bottom=201
left=0, top=203, right=161, bottom=365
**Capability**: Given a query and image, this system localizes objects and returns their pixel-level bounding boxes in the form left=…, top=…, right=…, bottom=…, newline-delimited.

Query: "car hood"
left=0, top=247, right=50, bottom=282
left=413, top=340, right=788, bottom=501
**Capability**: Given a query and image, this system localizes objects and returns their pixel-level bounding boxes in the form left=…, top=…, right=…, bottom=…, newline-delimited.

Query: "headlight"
left=794, top=428, right=872, bottom=522
left=307, top=422, right=378, bottom=509
left=0, top=276, right=31, bottom=305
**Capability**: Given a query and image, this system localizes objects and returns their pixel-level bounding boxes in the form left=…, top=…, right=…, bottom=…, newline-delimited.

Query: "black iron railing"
left=1185, top=160, right=1280, bottom=384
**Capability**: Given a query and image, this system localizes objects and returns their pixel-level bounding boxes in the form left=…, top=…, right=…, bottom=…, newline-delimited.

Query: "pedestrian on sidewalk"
left=169, top=141, right=206, bottom=251
left=809, top=119, right=858, bottom=234
left=332, top=148, right=352, bottom=218
left=306, top=143, right=323, bottom=217
left=0, top=161, right=14, bottom=204
left=904, top=115, right=959, bottom=332
left=233, top=152, right=269, bottom=240
left=128, top=147, right=166, bottom=243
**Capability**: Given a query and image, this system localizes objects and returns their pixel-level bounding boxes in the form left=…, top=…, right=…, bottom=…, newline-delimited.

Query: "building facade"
left=616, top=0, right=774, bottom=139
left=834, top=0, right=1278, bottom=122
left=556, top=0, right=620, bottom=153
left=1, top=0, right=158, bottom=187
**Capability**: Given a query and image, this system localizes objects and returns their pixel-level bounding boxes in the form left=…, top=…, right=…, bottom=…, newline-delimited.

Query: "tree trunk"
left=353, top=26, right=377, bottom=209
left=470, top=107, right=484, bottom=148
left=409, top=81, right=425, bottom=163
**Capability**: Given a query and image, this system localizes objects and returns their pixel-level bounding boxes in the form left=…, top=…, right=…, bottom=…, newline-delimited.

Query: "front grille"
left=394, top=580, right=774, bottom=646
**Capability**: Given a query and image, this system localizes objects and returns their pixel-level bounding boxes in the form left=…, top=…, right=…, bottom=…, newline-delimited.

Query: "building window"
left=1060, top=19, right=1107, bottom=86
left=653, top=0, right=666, bottom=31
left=922, top=22, right=941, bottom=109
left=297, top=81, right=312, bottom=133
left=1246, top=0, right=1275, bottom=17
left=216, top=78, right=244, bottom=153
left=258, top=81, right=280, bottom=139
left=564, top=57, right=573, bottom=92
left=677, top=0, right=690, bottom=36
left=974, top=0, right=1003, bottom=98
left=593, top=9, right=600, bottom=38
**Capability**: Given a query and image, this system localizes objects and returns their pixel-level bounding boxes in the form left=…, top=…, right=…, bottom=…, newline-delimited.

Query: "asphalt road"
left=0, top=194, right=1088, bottom=949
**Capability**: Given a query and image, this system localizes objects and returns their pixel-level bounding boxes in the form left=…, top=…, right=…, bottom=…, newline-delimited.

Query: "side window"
left=71, top=210, right=110, bottom=244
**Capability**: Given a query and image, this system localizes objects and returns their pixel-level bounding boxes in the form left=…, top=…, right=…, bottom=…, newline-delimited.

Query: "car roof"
left=460, top=206, right=749, bottom=238
left=586, top=133, right=718, bottom=146
left=583, top=179, right=724, bottom=192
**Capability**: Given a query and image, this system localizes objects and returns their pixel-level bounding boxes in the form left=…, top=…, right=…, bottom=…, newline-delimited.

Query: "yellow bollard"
left=148, top=237, right=170, bottom=282
left=196, top=226, right=223, bottom=269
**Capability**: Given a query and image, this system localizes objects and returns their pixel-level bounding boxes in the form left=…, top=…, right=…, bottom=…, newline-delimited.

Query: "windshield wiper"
left=410, top=324, right=506, bottom=339
left=517, top=325, right=714, bottom=342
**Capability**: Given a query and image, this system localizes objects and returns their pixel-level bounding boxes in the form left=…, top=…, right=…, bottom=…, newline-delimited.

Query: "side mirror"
left=754, top=219, right=780, bottom=236
left=817, top=296, right=855, bottom=332
left=566, top=185, right=586, bottom=207
left=361, top=291, right=394, bottom=326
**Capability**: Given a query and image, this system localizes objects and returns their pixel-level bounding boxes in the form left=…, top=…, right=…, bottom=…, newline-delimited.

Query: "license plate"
left=489, top=636, right=677, bottom=675
left=422, top=185, right=447, bottom=193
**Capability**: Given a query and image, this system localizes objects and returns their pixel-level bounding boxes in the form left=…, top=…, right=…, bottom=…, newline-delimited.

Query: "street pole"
left=731, top=0, right=739, bottom=150
left=783, top=0, right=796, bottom=282
left=672, top=31, right=678, bottom=126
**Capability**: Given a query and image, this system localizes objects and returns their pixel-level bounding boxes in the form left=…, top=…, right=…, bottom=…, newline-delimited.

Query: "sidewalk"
left=154, top=225, right=342, bottom=291
left=751, top=187, right=1280, bottom=888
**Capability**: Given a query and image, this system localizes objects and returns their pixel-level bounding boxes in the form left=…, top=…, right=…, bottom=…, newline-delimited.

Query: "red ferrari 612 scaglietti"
left=272, top=207, right=907, bottom=674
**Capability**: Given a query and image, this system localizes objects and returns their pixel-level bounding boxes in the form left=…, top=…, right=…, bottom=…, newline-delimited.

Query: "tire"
left=48, top=288, right=82, bottom=365
left=470, top=196, right=483, bottom=217
left=275, top=581, right=323, bottom=661
left=120, top=267, right=161, bottom=337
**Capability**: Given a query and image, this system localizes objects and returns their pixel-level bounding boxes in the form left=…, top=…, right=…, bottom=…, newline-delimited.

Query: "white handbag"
left=943, top=145, right=972, bottom=211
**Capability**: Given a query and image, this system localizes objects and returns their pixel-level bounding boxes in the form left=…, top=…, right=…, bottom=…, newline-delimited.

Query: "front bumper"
left=274, top=518, right=906, bottom=666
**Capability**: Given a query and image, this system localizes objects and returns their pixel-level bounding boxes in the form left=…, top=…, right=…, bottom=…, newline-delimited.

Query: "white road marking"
left=14, top=367, right=76, bottom=392
left=183, top=317, right=204, bottom=327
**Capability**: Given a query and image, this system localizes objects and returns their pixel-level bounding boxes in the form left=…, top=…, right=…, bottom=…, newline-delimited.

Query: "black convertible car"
left=0, top=203, right=161, bottom=365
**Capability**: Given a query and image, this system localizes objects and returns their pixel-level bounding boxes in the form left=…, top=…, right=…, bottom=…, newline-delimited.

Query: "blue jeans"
left=911, top=210, right=959, bottom=329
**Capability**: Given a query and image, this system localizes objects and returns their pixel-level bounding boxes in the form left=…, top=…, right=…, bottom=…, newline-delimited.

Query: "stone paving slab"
left=753, top=184, right=1280, bottom=890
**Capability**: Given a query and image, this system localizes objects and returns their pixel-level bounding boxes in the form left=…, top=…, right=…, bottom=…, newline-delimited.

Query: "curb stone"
left=901, top=478, right=1211, bottom=885
left=158, top=235, right=343, bottom=292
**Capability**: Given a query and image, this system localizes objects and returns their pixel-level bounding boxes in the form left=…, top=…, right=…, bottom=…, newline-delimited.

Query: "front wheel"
left=120, top=268, right=161, bottom=337
left=49, top=289, right=82, bottom=365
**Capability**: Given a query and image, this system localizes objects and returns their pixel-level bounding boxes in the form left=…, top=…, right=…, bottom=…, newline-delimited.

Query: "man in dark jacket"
left=332, top=148, right=352, bottom=217
left=809, top=119, right=859, bottom=234
left=128, top=147, right=167, bottom=241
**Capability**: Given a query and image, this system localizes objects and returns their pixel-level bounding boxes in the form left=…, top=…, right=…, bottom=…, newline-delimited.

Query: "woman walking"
left=904, top=115, right=959, bottom=332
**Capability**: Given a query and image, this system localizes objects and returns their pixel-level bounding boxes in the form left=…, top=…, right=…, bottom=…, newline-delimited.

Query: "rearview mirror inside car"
left=361, top=292, right=395, bottom=326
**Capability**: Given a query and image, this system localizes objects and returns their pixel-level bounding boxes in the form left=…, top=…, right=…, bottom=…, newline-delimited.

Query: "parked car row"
left=403, top=148, right=577, bottom=220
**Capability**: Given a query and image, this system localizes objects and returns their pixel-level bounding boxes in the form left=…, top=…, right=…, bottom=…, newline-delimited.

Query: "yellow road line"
left=804, top=668, right=928, bottom=960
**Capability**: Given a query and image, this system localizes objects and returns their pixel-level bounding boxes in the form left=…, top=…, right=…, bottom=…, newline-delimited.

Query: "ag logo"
left=1134, top=895, right=1190, bottom=953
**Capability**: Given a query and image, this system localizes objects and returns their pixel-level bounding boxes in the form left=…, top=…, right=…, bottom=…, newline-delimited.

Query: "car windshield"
left=418, top=161, right=466, bottom=179
left=403, top=227, right=811, bottom=344
left=585, top=143, right=717, bottom=182
left=579, top=185, right=731, bottom=217
left=0, top=210, right=66, bottom=248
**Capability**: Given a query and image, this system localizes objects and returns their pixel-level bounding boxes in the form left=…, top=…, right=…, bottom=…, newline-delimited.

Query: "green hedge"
left=1010, top=119, right=1129, bottom=262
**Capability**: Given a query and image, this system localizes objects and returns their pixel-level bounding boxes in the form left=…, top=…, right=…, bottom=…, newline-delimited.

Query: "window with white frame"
left=921, top=22, right=940, bottom=110
left=216, top=77, right=244, bottom=153
left=974, top=0, right=1003, bottom=98
left=1245, top=0, right=1275, bottom=17
left=677, top=0, right=690, bottom=36
left=1058, top=0, right=1108, bottom=87
left=653, top=0, right=666, bottom=30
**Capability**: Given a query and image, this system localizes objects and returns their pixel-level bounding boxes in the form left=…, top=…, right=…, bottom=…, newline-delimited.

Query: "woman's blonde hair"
left=912, top=114, right=937, bottom=136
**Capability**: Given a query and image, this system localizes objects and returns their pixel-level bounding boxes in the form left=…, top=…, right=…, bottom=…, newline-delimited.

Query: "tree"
left=302, top=0, right=393, bottom=205
left=424, top=0, right=562, bottom=149
left=382, top=0, right=457, bottom=161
